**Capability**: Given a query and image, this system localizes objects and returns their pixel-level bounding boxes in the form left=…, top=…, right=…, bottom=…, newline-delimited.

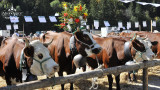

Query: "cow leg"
left=58, top=72, right=64, bottom=90
left=107, top=74, right=113, bottom=90
left=115, top=74, right=120, bottom=90
left=82, top=65, right=86, bottom=72
left=5, top=74, right=11, bottom=85
left=128, top=71, right=132, bottom=82
left=133, top=71, right=137, bottom=82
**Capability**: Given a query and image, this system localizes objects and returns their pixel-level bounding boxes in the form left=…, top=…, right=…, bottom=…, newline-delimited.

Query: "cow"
left=40, top=30, right=102, bottom=90
left=81, top=35, right=156, bottom=90
left=0, top=37, right=59, bottom=85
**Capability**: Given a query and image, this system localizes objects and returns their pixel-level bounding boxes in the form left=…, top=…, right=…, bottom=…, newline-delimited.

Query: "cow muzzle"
left=92, top=47, right=102, bottom=54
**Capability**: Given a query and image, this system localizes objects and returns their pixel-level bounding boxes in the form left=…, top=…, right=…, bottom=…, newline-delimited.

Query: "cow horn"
left=132, top=35, right=137, bottom=41
left=142, top=35, right=148, bottom=40
left=43, top=39, right=53, bottom=47
left=23, top=38, right=30, bottom=47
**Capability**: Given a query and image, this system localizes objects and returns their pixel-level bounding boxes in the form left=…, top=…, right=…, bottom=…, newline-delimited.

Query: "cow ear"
left=151, top=41, right=158, bottom=46
left=24, top=45, right=34, bottom=57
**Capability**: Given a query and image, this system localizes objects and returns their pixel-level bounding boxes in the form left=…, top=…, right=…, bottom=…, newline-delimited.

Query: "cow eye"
left=38, top=53, right=43, bottom=59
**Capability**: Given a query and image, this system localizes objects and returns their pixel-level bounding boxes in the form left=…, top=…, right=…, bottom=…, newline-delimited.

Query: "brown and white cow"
left=82, top=35, right=156, bottom=90
left=120, top=31, right=160, bottom=58
left=40, top=30, right=102, bottom=90
left=0, top=37, right=59, bottom=85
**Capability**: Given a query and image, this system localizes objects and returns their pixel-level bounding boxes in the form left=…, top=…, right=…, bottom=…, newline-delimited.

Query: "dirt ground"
left=0, top=65, right=160, bottom=90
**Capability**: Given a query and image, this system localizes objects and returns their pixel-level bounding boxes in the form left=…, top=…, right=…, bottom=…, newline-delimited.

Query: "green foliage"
left=50, top=0, right=63, bottom=14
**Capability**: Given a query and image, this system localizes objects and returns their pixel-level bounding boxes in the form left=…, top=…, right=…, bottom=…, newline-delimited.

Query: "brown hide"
left=40, top=31, right=75, bottom=74
left=0, top=37, right=34, bottom=85
left=87, top=35, right=146, bottom=69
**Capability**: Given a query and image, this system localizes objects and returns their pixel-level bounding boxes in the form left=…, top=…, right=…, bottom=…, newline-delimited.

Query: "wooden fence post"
left=143, top=68, right=148, bottom=90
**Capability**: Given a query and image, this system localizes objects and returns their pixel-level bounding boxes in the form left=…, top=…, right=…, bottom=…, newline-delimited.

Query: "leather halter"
left=74, top=35, right=96, bottom=49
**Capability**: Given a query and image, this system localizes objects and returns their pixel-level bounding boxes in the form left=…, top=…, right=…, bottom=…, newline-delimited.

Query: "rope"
left=89, top=55, right=100, bottom=90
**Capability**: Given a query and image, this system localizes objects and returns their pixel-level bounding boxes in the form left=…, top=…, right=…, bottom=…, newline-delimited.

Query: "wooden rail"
left=1, top=60, right=160, bottom=90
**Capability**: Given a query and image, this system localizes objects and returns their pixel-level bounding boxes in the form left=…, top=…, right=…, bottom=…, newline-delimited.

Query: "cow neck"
left=20, top=48, right=31, bottom=81
left=124, top=41, right=133, bottom=61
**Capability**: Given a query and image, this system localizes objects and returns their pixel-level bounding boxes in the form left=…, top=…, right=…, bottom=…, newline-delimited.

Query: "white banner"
left=6, top=25, right=11, bottom=30
left=24, top=16, right=33, bottom=22
left=104, top=21, right=110, bottom=27
left=13, top=24, right=18, bottom=29
left=118, top=22, right=123, bottom=28
left=143, top=21, right=147, bottom=27
left=94, top=20, right=99, bottom=29
left=152, top=21, right=156, bottom=26
left=101, top=27, right=108, bottom=37
left=127, top=22, right=131, bottom=29
left=135, top=22, right=139, bottom=28
left=49, top=16, right=57, bottom=22
left=38, top=16, right=46, bottom=23
left=10, top=16, right=19, bottom=23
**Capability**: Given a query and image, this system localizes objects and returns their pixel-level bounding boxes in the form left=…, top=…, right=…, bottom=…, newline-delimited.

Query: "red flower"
left=75, top=18, right=80, bottom=23
left=79, top=5, right=82, bottom=11
left=60, top=23, right=65, bottom=28
left=64, top=13, right=68, bottom=17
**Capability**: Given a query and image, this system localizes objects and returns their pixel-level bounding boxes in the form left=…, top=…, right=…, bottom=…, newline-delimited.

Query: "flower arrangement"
left=58, top=2, right=88, bottom=32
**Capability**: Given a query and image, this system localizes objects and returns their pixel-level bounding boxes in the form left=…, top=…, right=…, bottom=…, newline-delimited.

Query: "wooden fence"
left=1, top=60, right=160, bottom=90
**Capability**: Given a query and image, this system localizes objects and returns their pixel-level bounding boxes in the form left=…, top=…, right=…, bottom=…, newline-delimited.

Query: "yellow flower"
left=63, top=3, right=67, bottom=7
left=84, top=13, right=88, bottom=16
left=74, top=6, right=78, bottom=11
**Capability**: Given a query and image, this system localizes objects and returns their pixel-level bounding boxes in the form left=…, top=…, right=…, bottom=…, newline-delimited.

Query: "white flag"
left=24, top=16, right=33, bottom=22
left=127, top=22, right=131, bottom=29
left=38, top=16, right=46, bottom=23
left=6, top=25, right=11, bottom=30
left=135, top=22, right=139, bottom=28
left=143, top=21, right=147, bottom=27
left=13, top=24, right=18, bottom=29
left=94, top=20, right=99, bottom=29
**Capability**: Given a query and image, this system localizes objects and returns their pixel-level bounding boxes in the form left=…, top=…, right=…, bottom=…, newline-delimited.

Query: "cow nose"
left=53, top=65, right=59, bottom=72
left=152, top=55, right=155, bottom=58
left=92, top=47, right=102, bottom=54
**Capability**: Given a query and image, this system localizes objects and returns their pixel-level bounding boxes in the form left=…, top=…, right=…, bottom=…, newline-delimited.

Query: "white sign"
left=152, top=21, right=156, bottom=26
left=49, top=16, right=57, bottom=22
left=94, top=20, right=99, bottom=29
left=143, top=21, right=147, bottom=27
left=127, top=22, right=131, bottom=29
left=24, top=16, right=33, bottom=22
left=55, top=13, right=59, bottom=16
left=13, top=24, right=18, bottom=29
left=135, top=22, right=139, bottom=28
left=101, top=27, right=109, bottom=37
left=6, top=25, right=11, bottom=30
left=86, top=25, right=90, bottom=29
left=10, top=16, right=19, bottom=23
left=104, top=21, right=110, bottom=27
left=118, top=22, right=123, bottom=28
left=38, top=16, right=46, bottom=23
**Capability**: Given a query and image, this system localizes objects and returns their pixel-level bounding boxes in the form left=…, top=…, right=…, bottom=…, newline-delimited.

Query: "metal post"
left=151, top=20, right=152, bottom=33
left=23, top=23, right=24, bottom=37
left=143, top=68, right=148, bottom=90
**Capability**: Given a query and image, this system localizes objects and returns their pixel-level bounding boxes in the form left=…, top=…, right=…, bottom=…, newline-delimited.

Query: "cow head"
left=131, top=36, right=155, bottom=62
left=23, top=38, right=59, bottom=77
left=74, top=30, right=102, bottom=56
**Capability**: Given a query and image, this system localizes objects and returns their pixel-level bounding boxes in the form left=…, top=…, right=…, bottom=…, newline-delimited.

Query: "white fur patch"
left=10, top=78, right=21, bottom=85
left=134, top=37, right=155, bottom=62
left=29, top=40, right=59, bottom=77
left=83, top=32, right=101, bottom=56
